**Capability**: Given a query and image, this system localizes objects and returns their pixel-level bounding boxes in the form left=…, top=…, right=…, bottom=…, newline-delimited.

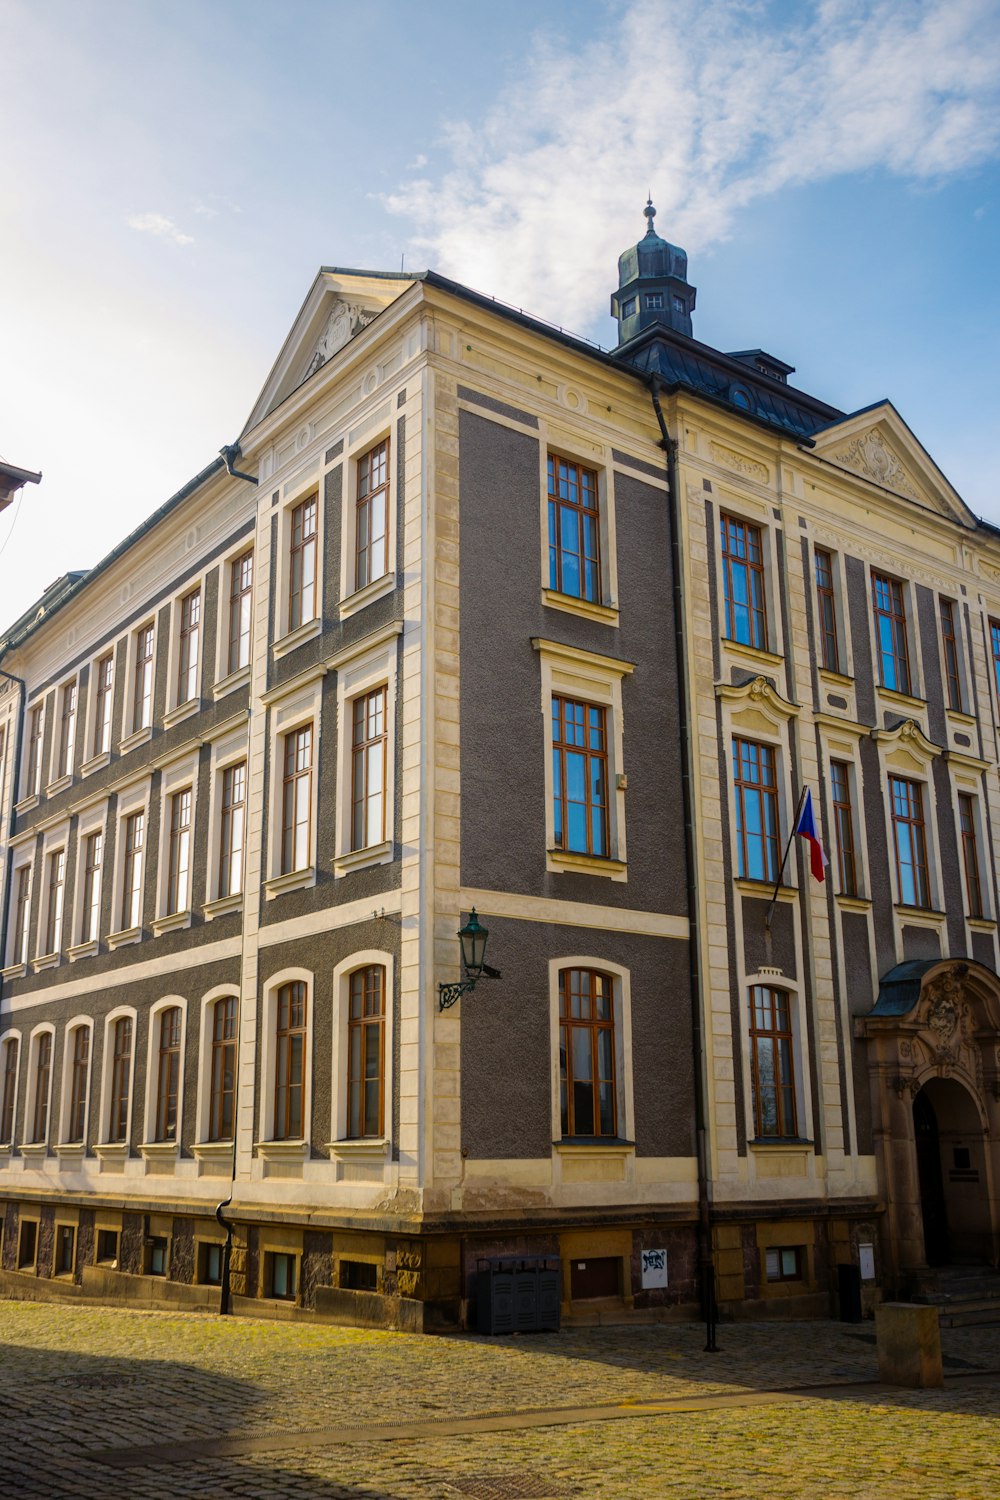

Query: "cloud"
left=386, top=0, right=1000, bottom=333
left=126, top=212, right=195, bottom=246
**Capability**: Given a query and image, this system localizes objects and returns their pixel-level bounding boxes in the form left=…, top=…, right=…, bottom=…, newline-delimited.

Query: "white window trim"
left=68, top=800, right=109, bottom=957
left=868, top=566, right=925, bottom=706
left=194, top=985, right=240, bottom=1146
left=274, top=466, right=323, bottom=652
left=47, top=673, right=80, bottom=792
left=20, top=698, right=44, bottom=803
left=264, top=675, right=323, bottom=892
left=717, top=677, right=800, bottom=891
left=547, top=956, right=634, bottom=1145
left=81, top=645, right=117, bottom=774
left=58, top=1016, right=93, bottom=1148
left=205, top=726, right=250, bottom=909
left=874, top=723, right=945, bottom=922
left=328, top=951, right=395, bottom=1152
left=816, top=722, right=871, bottom=905
left=98, top=1005, right=138, bottom=1149
left=810, top=540, right=853, bottom=682
left=533, top=638, right=634, bottom=880
left=121, top=618, right=157, bottom=745
left=937, top=593, right=974, bottom=723
left=4, top=854, right=33, bottom=972
left=258, top=967, right=313, bottom=1148
left=108, top=776, right=151, bottom=945
left=164, top=575, right=207, bottom=723
left=333, top=634, right=398, bottom=875
left=742, top=972, right=813, bottom=1150
left=24, top=1022, right=56, bottom=1147
left=339, top=419, right=396, bottom=620
left=141, top=995, right=187, bottom=1152
left=153, top=750, right=200, bottom=929
left=0, top=1028, right=23, bottom=1146
left=538, top=436, right=620, bottom=627
left=715, top=500, right=784, bottom=663
left=34, top=820, right=71, bottom=967
left=950, top=773, right=992, bottom=924
left=213, top=538, right=255, bottom=696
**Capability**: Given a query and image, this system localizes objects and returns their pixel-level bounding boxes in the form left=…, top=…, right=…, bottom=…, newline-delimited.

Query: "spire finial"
left=643, top=195, right=656, bottom=236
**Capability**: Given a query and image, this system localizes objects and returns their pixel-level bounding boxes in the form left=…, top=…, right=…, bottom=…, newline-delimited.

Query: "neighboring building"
left=0, top=210, right=996, bottom=1327
left=0, top=456, right=41, bottom=516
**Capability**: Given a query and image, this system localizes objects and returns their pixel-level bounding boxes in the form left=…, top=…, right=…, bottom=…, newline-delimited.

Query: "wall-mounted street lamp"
left=438, top=909, right=502, bottom=1011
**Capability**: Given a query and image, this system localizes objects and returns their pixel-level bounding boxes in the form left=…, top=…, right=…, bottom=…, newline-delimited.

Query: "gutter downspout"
left=647, top=379, right=718, bottom=1352
left=219, top=443, right=259, bottom=486
left=0, top=666, right=26, bottom=980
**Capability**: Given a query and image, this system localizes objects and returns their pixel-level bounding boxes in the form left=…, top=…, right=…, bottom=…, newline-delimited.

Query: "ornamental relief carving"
left=710, top=442, right=770, bottom=485
left=306, top=300, right=377, bottom=376
left=828, top=429, right=921, bottom=501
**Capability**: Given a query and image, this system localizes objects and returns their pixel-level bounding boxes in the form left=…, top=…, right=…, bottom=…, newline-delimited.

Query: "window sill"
left=333, top=839, right=393, bottom=876
left=119, top=724, right=152, bottom=754
left=0, top=962, right=26, bottom=980
left=31, top=952, right=59, bottom=973
left=256, top=1139, right=309, bottom=1162
left=264, top=867, right=316, bottom=900
left=15, top=794, right=39, bottom=815
left=45, top=773, right=72, bottom=797
left=834, top=894, right=872, bottom=913
left=893, top=904, right=946, bottom=927
left=19, top=1141, right=49, bottom=1162
left=150, top=909, right=192, bottom=936
left=54, top=1142, right=87, bottom=1161
left=967, top=916, right=997, bottom=932
left=734, top=877, right=796, bottom=903
left=339, top=571, right=395, bottom=619
left=326, top=1137, right=390, bottom=1162
left=106, top=926, right=142, bottom=950
left=542, top=589, right=619, bottom=627
left=203, top=893, right=243, bottom=921
left=945, top=706, right=977, bottom=729
left=272, top=616, right=322, bottom=659
left=139, top=1141, right=179, bottom=1163
left=213, top=663, right=251, bottom=700
left=547, top=849, right=627, bottom=881
left=818, top=668, right=854, bottom=689
left=553, top=1137, right=635, bottom=1152
left=876, top=685, right=926, bottom=716
left=192, top=1140, right=234, bottom=1163
left=67, top=939, right=99, bottom=962
left=163, top=699, right=200, bottom=730
left=722, top=637, right=784, bottom=672
left=94, top=1142, right=129, bottom=1165
left=81, top=750, right=111, bottom=777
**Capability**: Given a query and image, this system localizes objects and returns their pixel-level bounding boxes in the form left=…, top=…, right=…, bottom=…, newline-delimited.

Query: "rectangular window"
left=281, top=726, right=312, bottom=874
left=347, top=966, right=385, bottom=1139
left=274, top=981, right=306, bottom=1140
left=18, top=1220, right=37, bottom=1269
left=176, top=589, right=201, bottom=704
left=58, top=682, right=77, bottom=778
left=219, top=762, right=246, bottom=898
left=352, top=688, right=387, bottom=851
left=645, top=292, right=663, bottom=310
left=227, top=550, right=253, bottom=674
left=1, top=1039, right=18, bottom=1141
left=68, top=1026, right=89, bottom=1143
left=147, top=1237, right=168, bottom=1276
left=721, top=514, right=767, bottom=650
left=871, top=572, right=911, bottom=695
left=266, top=1250, right=297, bottom=1301
left=559, top=968, right=616, bottom=1137
left=109, top=1017, right=132, bottom=1143
left=341, top=1259, right=378, bottom=1291
left=31, top=1033, right=51, bottom=1142
left=991, top=620, right=1000, bottom=700
left=765, top=1246, right=803, bottom=1282
left=891, top=776, right=930, bottom=909
left=132, top=623, right=154, bottom=731
left=26, top=704, right=43, bottom=795
left=356, top=439, right=389, bottom=591
left=209, top=995, right=237, bottom=1142
left=13, top=865, right=31, bottom=964
left=814, top=548, right=840, bottom=673
left=121, top=811, right=144, bottom=930
left=154, top=1007, right=181, bottom=1142
left=81, top=830, right=103, bottom=944
left=552, top=696, right=609, bottom=857
left=958, top=792, right=984, bottom=920
left=733, top=738, right=779, bottom=883
left=56, top=1224, right=75, bottom=1276
left=96, top=1228, right=119, bottom=1263
left=44, top=849, right=65, bottom=954
left=288, top=496, right=318, bottom=631
left=93, top=652, right=114, bottom=756
left=166, top=788, right=192, bottom=914
left=830, top=761, right=858, bottom=898
left=940, top=599, right=963, bottom=713
left=547, top=454, right=601, bottom=604
left=199, top=1242, right=224, bottom=1285
left=749, top=985, right=797, bottom=1138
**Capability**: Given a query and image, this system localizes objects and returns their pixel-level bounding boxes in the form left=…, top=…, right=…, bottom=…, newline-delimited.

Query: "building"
left=0, top=210, right=996, bottom=1327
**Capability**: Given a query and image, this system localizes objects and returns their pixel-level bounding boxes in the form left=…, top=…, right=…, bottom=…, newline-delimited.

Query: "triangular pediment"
left=241, top=268, right=418, bottom=435
left=811, top=402, right=976, bottom=528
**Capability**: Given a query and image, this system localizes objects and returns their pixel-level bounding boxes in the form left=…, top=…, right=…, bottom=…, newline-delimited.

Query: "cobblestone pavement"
left=0, top=1299, right=997, bottom=1498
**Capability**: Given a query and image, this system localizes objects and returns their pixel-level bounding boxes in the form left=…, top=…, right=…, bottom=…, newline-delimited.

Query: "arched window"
left=109, top=1016, right=133, bottom=1143
left=347, top=966, right=385, bottom=1138
left=154, top=1007, right=182, bottom=1142
left=274, top=981, right=307, bottom=1140
left=68, top=1026, right=90, bottom=1143
left=209, top=996, right=237, bottom=1142
left=558, top=969, right=616, bottom=1138
left=31, top=1031, right=52, bottom=1142
left=1, top=1037, right=19, bottom=1142
left=749, top=985, right=797, bottom=1139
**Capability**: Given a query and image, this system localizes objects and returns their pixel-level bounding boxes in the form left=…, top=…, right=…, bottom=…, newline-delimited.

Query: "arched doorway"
left=914, top=1077, right=992, bottom=1266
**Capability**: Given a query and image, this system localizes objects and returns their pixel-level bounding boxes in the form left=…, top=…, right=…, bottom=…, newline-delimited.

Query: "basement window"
left=266, top=1251, right=297, bottom=1301
left=765, top=1246, right=803, bottom=1282
left=341, top=1259, right=378, bottom=1292
left=96, top=1228, right=120, bottom=1266
left=199, top=1243, right=224, bottom=1285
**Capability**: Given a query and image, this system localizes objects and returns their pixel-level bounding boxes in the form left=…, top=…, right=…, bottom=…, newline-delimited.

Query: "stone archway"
left=858, top=959, right=1000, bottom=1288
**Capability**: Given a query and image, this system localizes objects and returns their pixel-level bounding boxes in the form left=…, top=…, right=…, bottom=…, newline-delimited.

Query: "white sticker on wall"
left=858, top=1243, right=875, bottom=1281
left=641, top=1248, right=668, bottom=1288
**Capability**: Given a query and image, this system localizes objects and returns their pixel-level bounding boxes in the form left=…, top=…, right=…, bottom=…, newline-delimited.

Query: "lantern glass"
left=459, top=910, right=488, bottom=976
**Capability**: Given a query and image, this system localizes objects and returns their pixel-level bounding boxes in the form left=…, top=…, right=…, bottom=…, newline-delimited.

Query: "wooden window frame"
left=176, top=588, right=201, bottom=705
left=814, top=548, right=840, bottom=673
left=280, top=725, right=312, bottom=875
left=732, top=737, right=780, bottom=883
left=958, top=791, right=984, bottom=920
left=273, top=981, right=307, bottom=1141
left=68, top=1025, right=89, bottom=1143
left=219, top=761, right=246, bottom=898
left=890, top=775, right=931, bottom=909
left=227, top=549, right=253, bottom=675
left=154, top=1006, right=182, bottom=1142
left=81, top=830, right=103, bottom=944
left=558, top=968, right=617, bottom=1138
left=351, top=687, right=387, bottom=852
left=58, top=681, right=77, bottom=778
left=121, top=811, right=144, bottom=930
left=1, top=1038, right=18, bottom=1141
left=44, top=848, right=65, bottom=954
left=108, top=1016, right=133, bottom=1143
left=93, top=652, right=114, bottom=757
left=13, top=865, right=31, bottom=964
left=208, top=996, right=237, bottom=1142
left=166, top=787, right=192, bottom=915
left=990, top=620, right=1000, bottom=702
left=132, top=623, right=155, bottom=732
left=355, top=438, right=390, bottom=592
left=749, top=985, right=798, bottom=1139
left=31, top=1031, right=51, bottom=1143
left=765, top=1246, right=804, bottom=1282
left=288, top=495, right=318, bottom=632
left=871, top=571, right=912, bottom=695
left=547, top=453, right=602, bottom=605
left=720, top=513, right=768, bottom=650
left=939, top=598, right=963, bottom=713
left=552, top=696, right=610, bottom=859
left=830, top=760, right=858, bottom=898
left=346, top=966, right=385, bottom=1139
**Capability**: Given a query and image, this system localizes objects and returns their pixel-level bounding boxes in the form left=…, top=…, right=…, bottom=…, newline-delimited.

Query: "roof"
left=868, top=960, right=940, bottom=1017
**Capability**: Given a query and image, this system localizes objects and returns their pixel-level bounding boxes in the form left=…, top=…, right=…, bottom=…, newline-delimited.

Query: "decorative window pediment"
left=717, top=675, right=798, bottom=737
left=872, top=718, right=942, bottom=775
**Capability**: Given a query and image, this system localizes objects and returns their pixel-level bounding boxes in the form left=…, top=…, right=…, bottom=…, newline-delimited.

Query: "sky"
left=1, top=0, right=999, bottom=628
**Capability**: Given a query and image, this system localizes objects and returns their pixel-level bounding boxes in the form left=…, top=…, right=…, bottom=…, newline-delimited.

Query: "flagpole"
left=765, top=784, right=808, bottom=932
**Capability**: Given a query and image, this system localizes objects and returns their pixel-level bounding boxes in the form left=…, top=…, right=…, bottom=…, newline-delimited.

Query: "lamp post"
left=438, top=909, right=501, bottom=1010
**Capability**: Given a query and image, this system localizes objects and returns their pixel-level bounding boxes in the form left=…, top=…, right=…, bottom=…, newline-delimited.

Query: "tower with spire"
left=611, top=197, right=697, bottom=347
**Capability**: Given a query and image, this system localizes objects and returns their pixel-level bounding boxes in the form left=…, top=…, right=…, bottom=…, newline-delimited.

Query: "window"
left=57, top=681, right=77, bottom=778
left=621, top=297, right=636, bottom=318
left=559, top=968, right=616, bottom=1138
left=814, top=548, right=840, bottom=673
left=13, top=865, right=31, bottom=964
left=645, top=292, right=663, bottom=309
left=31, top=1032, right=51, bottom=1142
left=209, top=996, right=237, bottom=1142
left=281, top=726, right=312, bottom=874
left=44, top=849, right=65, bottom=954
left=81, top=831, right=103, bottom=944
left=356, top=439, right=389, bottom=591
left=765, top=1246, right=803, bottom=1282
left=273, top=981, right=306, bottom=1140
left=288, top=495, right=318, bottom=631
left=958, top=792, right=984, bottom=919
left=132, top=623, right=155, bottom=732
left=552, top=697, right=609, bottom=858
left=1, top=1038, right=18, bottom=1140
left=733, top=738, right=779, bottom=883
left=166, top=788, right=192, bottom=914
left=990, top=620, right=1000, bottom=700
left=227, top=549, right=253, bottom=674
left=341, top=1259, right=378, bottom=1291
left=548, top=454, right=601, bottom=604
left=749, top=985, right=797, bottom=1139
left=939, top=599, right=963, bottom=713
left=67, top=1026, right=89, bottom=1143
left=147, top=1237, right=168, bottom=1276
left=721, top=514, right=767, bottom=650
left=347, top=966, right=384, bottom=1138
left=26, top=704, right=43, bottom=796
left=18, top=1219, right=37, bottom=1269
left=890, top=776, right=930, bottom=908
left=56, top=1225, right=75, bottom=1276
left=199, top=1242, right=224, bottom=1285
left=121, top=811, right=144, bottom=930
left=176, top=589, right=201, bottom=704
left=871, top=571, right=911, bottom=695
left=352, top=689, right=387, bottom=851
left=829, top=761, right=858, bottom=898
left=219, top=762, right=246, bottom=898
left=96, top=1228, right=119, bottom=1263
left=108, top=1016, right=132, bottom=1142
left=266, top=1251, right=297, bottom=1301
left=93, top=653, right=114, bottom=756
left=154, top=1007, right=182, bottom=1142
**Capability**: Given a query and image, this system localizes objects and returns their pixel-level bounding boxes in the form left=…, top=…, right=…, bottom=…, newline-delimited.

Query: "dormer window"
left=645, top=293, right=663, bottom=310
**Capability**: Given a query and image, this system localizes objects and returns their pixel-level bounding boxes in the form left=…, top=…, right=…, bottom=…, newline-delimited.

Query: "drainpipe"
left=219, top=443, right=258, bottom=486
left=0, top=665, right=26, bottom=981
left=647, top=380, right=717, bottom=1352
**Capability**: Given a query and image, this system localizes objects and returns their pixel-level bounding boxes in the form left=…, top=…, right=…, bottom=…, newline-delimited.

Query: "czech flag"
left=795, top=789, right=829, bottom=883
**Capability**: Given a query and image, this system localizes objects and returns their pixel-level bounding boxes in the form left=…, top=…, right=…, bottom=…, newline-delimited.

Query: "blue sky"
left=1, top=0, right=998, bottom=626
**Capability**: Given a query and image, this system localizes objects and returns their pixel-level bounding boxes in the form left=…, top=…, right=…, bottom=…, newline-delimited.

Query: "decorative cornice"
left=871, top=717, right=943, bottom=763
left=716, top=674, right=799, bottom=722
